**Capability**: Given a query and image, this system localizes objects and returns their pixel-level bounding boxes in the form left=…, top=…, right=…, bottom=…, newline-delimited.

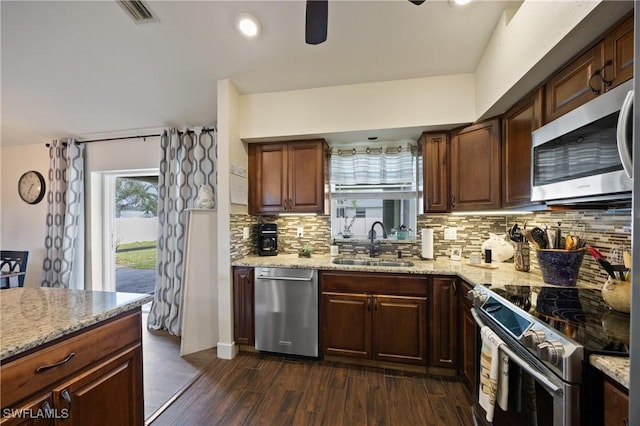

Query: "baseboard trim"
left=216, top=341, right=238, bottom=360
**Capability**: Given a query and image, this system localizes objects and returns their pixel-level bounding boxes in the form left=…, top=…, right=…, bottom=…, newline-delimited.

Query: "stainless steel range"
left=468, top=283, right=629, bottom=426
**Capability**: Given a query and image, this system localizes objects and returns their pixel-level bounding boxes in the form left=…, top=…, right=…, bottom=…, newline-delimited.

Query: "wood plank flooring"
left=151, top=352, right=475, bottom=426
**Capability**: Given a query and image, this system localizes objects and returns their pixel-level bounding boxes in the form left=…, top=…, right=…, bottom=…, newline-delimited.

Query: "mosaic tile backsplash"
left=231, top=208, right=631, bottom=287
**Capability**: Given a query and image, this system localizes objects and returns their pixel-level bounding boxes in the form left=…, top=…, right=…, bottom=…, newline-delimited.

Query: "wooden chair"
left=0, top=251, right=29, bottom=288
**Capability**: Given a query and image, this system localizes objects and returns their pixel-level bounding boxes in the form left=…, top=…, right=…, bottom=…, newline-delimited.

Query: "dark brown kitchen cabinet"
left=544, top=43, right=605, bottom=123
left=430, top=276, right=457, bottom=369
left=233, top=266, right=255, bottom=346
left=248, top=139, right=328, bottom=214
left=544, top=13, right=633, bottom=123
left=603, top=376, right=629, bottom=426
left=450, top=119, right=501, bottom=211
left=422, top=132, right=449, bottom=212
left=0, top=311, right=143, bottom=426
left=602, top=13, right=634, bottom=92
left=320, top=271, right=428, bottom=366
left=502, top=88, right=543, bottom=208
left=0, top=393, right=53, bottom=426
left=458, top=280, right=478, bottom=395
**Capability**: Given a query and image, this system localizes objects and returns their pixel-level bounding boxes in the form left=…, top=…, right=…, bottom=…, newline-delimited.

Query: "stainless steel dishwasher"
left=254, top=267, right=318, bottom=357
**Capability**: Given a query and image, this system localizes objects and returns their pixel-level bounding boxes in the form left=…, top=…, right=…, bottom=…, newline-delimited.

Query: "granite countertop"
left=232, top=254, right=602, bottom=290
left=0, top=288, right=152, bottom=361
left=590, top=354, right=630, bottom=389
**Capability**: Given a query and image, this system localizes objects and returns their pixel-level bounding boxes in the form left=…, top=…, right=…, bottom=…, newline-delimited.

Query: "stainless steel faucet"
left=369, top=221, right=388, bottom=257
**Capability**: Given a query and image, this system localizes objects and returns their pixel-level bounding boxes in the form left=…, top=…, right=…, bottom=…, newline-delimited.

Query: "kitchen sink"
left=331, top=257, right=414, bottom=267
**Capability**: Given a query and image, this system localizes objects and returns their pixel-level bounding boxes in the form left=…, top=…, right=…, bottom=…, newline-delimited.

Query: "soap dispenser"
left=330, top=239, right=339, bottom=257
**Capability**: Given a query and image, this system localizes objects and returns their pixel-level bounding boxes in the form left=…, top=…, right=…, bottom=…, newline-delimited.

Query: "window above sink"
left=329, top=141, right=419, bottom=239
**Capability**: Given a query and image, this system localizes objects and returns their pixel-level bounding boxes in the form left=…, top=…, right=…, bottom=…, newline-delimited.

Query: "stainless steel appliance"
left=257, top=223, right=278, bottom=256
left=531, top=79, right=634, bottom=204
left=468, top=284, right=630, bottom=426
left=630, top=6, right=639, bottom=425
left=254, top=267, right=318, bottom=357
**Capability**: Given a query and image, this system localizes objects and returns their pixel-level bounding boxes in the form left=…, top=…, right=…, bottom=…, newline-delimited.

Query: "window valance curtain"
left=329, top=142, right=417, bottom=186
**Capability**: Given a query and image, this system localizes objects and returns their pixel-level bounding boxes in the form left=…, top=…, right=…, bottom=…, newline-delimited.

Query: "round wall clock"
left=18, top=170, right=46, bottom=204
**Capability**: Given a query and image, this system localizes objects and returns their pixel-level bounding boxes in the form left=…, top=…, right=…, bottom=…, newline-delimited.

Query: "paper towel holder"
left=420, top=227, right=435, bottom=260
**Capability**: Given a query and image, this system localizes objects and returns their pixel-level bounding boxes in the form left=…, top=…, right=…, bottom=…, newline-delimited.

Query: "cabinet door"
left=603, top=377, right=629, bottom=426
left=450, top=119, right=501, bottom=211
left=233, top=267, right=255, bottom=346
left=373, top=295, right=427, bottom=365
left=422, top=132, right=449, bottom=212
left=544, top=43, right=605, bottom=123
left=248, top=143, right=288, bottom=214
left=430, top=277, right=458, bottom=368
left=0, top=393, right=54, bottom=426
left=502, top=88, right=543, bottom=208
left=603, top=13, right=633, bottom=91
left=458, top=280, right=478, bottom=395
left=321, top=292, right=371, bottom=359
left=53, top=345, right=143, bottom=426
left=288, top=140, right=326, bottom=213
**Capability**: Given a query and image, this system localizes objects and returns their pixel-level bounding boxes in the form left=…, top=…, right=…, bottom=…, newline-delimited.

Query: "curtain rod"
left=44, top=127, right=216, bottom=147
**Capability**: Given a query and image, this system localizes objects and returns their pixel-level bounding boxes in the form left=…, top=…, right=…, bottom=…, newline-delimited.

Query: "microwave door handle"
left=470, top=308, right=561, bottom=394
left=616, top=90, right=634, bottom=179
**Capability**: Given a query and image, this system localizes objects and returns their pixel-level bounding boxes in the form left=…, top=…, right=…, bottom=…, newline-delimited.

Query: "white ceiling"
left=1, top=0, right=521, bottom=146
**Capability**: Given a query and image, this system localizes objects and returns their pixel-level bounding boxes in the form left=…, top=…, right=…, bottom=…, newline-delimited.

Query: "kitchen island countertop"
left=0, top=287, right=152, bottom=361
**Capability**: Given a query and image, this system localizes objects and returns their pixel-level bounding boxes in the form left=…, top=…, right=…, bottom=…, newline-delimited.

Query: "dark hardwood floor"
left=151, top=352, right=475, bottom=425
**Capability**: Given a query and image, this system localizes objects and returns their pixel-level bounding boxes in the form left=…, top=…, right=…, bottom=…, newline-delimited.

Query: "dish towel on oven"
left=479, top=326, right=509, bottom=422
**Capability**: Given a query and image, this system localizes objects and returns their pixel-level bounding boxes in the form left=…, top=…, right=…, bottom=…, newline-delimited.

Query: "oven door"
left=471, top=308, right=580, bottom=426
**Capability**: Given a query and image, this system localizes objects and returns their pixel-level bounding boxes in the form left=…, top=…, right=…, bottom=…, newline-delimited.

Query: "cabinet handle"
left=367, top=297, right=371, bottom=311
left=35, top=352, right=75, bottom=373
left=283, top=199, right=288, bottom=210
left=61, top=389, right=72, bottom=410
left=374, top=298, right=378, bottom=311
left=453, top=282, right=457, bottom=296
left=623, top=419, right=628, bottom=426
left=588, top=70, right=602, bottom=95
left=289, top=198, right=293, bottom=210
left=450, top=194, right=456, bottom=208
left=41, top=400, right=54, bottom=426
left=599, top=59, right=613, bottom=87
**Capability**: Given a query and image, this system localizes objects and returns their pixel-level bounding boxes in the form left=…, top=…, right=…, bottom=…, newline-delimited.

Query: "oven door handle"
left=470, top=308, right=561, bottom=394
left=256, top=276, right=313, bottom=282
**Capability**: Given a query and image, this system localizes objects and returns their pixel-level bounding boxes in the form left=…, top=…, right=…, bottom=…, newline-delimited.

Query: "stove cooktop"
left=487, top=284, right=630, bottom=356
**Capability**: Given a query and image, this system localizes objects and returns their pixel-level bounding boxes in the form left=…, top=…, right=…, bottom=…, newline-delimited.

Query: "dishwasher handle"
left=256, top=275, right=313, bottom=282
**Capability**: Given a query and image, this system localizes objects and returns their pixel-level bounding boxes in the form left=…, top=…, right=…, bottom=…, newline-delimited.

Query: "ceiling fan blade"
left=409, top=0, right=425, bottom=4
left=306, top=0, right=328, bottom=45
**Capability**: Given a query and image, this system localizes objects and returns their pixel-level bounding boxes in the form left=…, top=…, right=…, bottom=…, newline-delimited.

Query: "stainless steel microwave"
left=531, top=79, right=633, bottom=203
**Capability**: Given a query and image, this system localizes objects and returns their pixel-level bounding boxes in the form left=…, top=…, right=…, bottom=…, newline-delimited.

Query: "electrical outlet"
left=297, top=227, right=304, bottom=238
left=242, top=227, right=250, bottom=240
left=444, top=227, right=457, bottom=240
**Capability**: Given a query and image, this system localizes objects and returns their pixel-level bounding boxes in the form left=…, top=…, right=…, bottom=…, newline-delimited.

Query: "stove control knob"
left=467, top=290, right=487, bottom=306
left=521, top=330, right=546, bottom=349
left=537, top=341, right=565, bottom=365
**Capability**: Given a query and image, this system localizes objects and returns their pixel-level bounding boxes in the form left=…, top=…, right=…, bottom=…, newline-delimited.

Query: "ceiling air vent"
left=117, top=0, right=158, bottom=24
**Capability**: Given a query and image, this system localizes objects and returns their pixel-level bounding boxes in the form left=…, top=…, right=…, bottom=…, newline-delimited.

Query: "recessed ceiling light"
left=368, top=136, right=378, bottom=141
left=237, top=13, right=261, bottom=38
left=450, top=0, right=473, bottom=6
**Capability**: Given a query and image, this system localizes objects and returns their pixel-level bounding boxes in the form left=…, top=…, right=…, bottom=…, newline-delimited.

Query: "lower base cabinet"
left=233, top=266, right=255, bottom=346
left=603, top=376, right=629, bottom=426
left=0, top=310, right=144, bottom=426
left=320, top=271, right=428, bottom=366
left=458, top=280, right=478, bottom=394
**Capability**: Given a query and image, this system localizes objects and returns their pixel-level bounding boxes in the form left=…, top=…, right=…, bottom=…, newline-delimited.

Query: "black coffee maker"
left=257, top=223, right=278, bottom=256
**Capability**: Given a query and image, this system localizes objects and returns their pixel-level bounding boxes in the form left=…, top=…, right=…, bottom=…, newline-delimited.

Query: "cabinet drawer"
left=320, top=271, right=428, bottom=296
left=1, top=311, right=141, bottom=408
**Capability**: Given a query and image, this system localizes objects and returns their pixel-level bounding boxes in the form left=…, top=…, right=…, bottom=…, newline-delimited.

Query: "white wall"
left=239, top=74, right=476, bottom=140
left=0, top=144, right=50, bottom=287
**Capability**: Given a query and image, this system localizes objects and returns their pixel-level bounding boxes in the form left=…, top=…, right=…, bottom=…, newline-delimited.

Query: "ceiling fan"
left=305, top=0, right=425, bottom=45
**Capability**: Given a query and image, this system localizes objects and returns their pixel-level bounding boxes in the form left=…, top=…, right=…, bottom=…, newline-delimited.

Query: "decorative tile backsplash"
left=230, top=208, right=632, bottom=286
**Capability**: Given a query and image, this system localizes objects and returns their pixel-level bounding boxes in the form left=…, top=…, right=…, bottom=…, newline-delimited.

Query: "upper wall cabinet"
left=502, top=88, right=543, bottom=208
left=422, top=132, right=449, bottom=213
left=450, top=119, right=501, bottom=211
left=248, top=139, right=328, bottom=215
left=544, top=13, right=633, bottom=123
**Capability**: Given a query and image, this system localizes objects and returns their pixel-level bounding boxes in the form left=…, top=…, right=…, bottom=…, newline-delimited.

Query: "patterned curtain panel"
left=147, top=127, right=217, bottom=335
left=42, top=139, right=85, bottom=289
